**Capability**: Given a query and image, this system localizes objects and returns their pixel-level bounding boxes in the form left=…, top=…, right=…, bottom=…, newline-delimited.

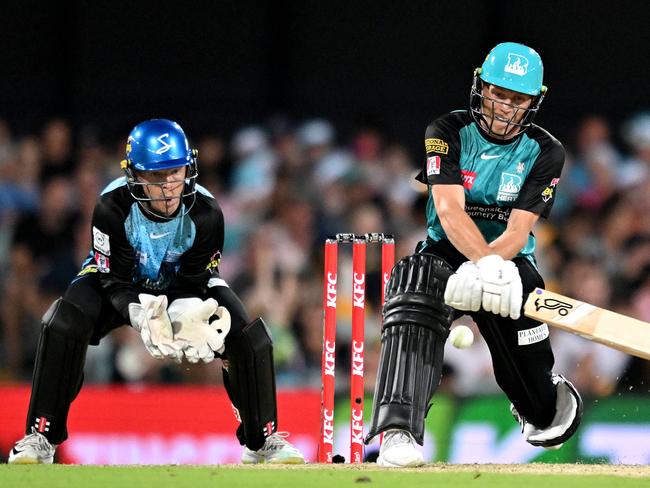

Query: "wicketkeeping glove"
left=444, top=261, right=482, bottom=312
left=128, top=294, right=185, bottom=362
left=168, top=298, right=232, bottom=364
left=476, top=255, right=523, bottom=320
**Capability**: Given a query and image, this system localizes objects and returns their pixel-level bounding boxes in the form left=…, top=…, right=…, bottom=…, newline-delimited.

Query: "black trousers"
left=418, top=239, right=557, bottom=428
left=28, top=273, right=250, bottom=444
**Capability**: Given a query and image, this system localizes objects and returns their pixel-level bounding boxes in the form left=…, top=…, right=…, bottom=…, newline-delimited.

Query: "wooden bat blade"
left=524, top=288, right=650, bottom=361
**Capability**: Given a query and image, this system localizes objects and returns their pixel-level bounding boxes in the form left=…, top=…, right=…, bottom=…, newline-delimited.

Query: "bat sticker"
left=534, top=297, right=573, bottom=316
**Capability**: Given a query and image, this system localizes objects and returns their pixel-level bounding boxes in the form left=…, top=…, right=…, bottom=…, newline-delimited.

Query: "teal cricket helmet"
left=470, top=42, right=548, bottom=138
left=480, top=42, right=544, bottom=96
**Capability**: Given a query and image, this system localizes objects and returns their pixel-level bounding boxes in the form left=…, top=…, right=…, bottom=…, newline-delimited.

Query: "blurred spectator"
left=620, top=112, right=650, bottom=188
left=1, top=176, right=80, bottom=379
left=0, top=110, right=647, bottom=397
left=39, top=118, right=76, bottom=185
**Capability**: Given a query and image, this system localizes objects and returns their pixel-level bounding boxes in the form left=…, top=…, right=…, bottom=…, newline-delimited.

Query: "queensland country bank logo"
left=497, top=172, right=522, bottom=202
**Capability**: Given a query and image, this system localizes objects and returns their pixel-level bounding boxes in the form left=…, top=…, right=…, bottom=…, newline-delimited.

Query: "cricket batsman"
left=9, top=119, right=304, bottom=465
left=365, top=42, right=583, bottom=467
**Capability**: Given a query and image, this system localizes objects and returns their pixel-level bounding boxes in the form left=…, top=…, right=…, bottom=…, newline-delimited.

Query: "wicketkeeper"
left=9, top=119, right=304, bottom=465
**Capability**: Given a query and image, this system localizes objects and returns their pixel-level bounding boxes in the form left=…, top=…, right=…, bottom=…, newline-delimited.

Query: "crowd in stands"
left=0, top=113, right=648, bottom=399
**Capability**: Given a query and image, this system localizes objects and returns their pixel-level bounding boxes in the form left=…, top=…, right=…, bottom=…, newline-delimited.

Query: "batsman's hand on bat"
left=128, top=294, right=185, bottom=362
left=444, top=261, right=482, bottom=312
left=168, top=298, right=231, bottom=364
left=476, top=254, right=523, bottom=320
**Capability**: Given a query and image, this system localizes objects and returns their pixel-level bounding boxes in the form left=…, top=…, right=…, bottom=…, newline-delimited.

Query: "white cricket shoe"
left=241, top=432, right=305, bottom=464
left=8, top=428, right=56, bottom=464
left=510, top=374, right=583, bottom=450
left=377, top=429, right=424, bottom=467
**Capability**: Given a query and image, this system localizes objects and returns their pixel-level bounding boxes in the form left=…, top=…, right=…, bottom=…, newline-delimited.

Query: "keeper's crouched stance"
left=366, top=42, right=582, bottom=467
left=9, top=119, right=304, bottom=465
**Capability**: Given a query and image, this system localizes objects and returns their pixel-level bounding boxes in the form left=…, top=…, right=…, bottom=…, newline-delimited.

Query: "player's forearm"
left=488, top=230, right=528, bottom=260
left=438, top=207, right=491, bottom=262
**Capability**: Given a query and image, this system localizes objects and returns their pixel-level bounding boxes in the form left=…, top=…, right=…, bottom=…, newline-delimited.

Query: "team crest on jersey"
left=425, top=138, right=449, bottom=155
left=427, top=156, right=441, bottom=176
left=497, top=172, right=522, bottom=202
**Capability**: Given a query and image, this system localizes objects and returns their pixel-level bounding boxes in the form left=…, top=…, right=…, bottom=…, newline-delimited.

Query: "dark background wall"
left=1, top=0, right=648, bottom=153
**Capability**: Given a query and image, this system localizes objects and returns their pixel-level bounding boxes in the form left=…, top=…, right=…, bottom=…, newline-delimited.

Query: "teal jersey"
left=416, top=111, right=564, bottom=261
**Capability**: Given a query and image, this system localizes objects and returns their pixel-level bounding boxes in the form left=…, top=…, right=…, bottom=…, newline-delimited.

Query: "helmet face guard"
left=470, top=72, right=546, bottom=138
left=121, top=119, right=199, bottom=220
left=122, top=155, right=198, bottom=219
left=469, top=42, right=547, bottom=138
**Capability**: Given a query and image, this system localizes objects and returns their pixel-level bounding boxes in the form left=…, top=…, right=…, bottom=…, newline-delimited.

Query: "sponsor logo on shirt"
left=427, top=156, right=441, bottom=176
left=497, top=172, right=522, bottom=202
left=94, top=252, right=110, bottom=273
left=206, top=251, right=222, bottom=273
left=479, top=153, right=501, bottom=160
left=93, top=226, right=110, bottom=256
left=541, top=186, right=554, bottom=202
left=425, top=138, right=449, bottom=155
left=77, top=264, right=98, bottom=277
left=460, top=169, right=477, bottom=189
left=518, top=323, right=549, bottom=346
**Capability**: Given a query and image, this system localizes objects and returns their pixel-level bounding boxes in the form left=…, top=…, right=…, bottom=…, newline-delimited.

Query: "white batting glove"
left=476, top=255, right=523, bottom=320
left=128, top=294, right=185, bottom=362
left=444, top=261, right=482, bottom=312
left=168, top=298, right=231, bottom=364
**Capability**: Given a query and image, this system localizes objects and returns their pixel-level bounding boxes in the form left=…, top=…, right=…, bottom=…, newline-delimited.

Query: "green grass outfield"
left=2, top=464, right=649, bottom=488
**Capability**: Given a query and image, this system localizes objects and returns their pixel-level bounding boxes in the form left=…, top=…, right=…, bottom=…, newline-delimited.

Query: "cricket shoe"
left=8, top=428, right=56, bottom=464
left=510, top=374, right=583, bottom=450
left=377, top=429, right=425, bottom=467
left=241, top=432, right=305, bottom=464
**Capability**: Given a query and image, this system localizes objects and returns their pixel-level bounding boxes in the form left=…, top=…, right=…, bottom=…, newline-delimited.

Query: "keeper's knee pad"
left=27, top=298, right=94, bottom=443
left=224, top=317, right=278, bottom=451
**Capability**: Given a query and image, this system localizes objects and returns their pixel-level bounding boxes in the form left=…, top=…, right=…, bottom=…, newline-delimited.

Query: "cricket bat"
left=524, top=288, right=650, bottom=361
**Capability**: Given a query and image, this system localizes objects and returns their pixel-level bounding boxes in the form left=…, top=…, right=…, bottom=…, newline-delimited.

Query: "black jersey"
left=82, top=177, right=224, bottom=321
left=416, top=110, right=565, bottom=259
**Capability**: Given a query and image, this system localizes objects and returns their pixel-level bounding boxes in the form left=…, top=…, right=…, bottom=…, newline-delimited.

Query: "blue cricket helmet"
left=121, top=119, right=198, bottom=219
left=126, top=119, right=193, bottom=170
left=470, top=42, right=547, bottom=138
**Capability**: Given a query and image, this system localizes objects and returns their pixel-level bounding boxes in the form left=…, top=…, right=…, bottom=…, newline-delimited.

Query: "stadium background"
left=1, top=0, right=649, bottom=464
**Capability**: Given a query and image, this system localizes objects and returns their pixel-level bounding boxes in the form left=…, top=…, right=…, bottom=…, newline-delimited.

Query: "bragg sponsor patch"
left=425, top=138, right=449, bottom=155
left=541, top=186, right=554, bottom=202
left=426, top=156, right=441, bottom=176
left=206, top=251, right=222, bottom=273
